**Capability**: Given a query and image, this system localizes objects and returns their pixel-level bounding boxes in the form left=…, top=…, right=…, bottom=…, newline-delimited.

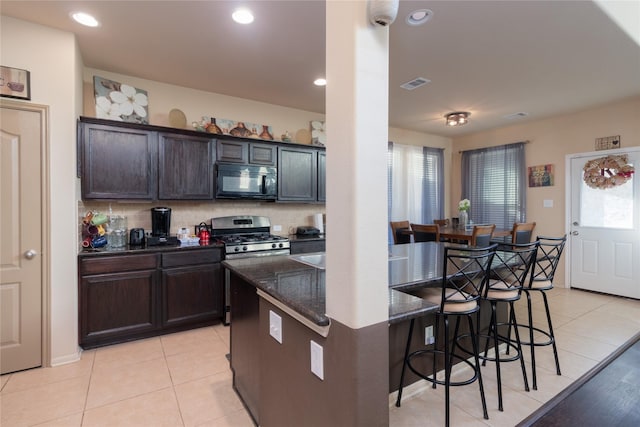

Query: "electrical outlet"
left=273, top=225, right=282, bottom=232
left=269, top=310, right=282, bottom=344
left=425, top=325, right=435, bottom=345
left=310, top=340, right=324, bottom=380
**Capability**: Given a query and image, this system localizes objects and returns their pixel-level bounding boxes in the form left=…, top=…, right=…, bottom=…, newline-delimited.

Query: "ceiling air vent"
left=504, top=112, right=529, bottom=120
left=400, top=77, right=431, bottom=90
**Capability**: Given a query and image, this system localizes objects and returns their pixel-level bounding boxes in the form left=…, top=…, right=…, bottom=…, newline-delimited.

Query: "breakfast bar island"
left=223, top=242, right=501, bottom=426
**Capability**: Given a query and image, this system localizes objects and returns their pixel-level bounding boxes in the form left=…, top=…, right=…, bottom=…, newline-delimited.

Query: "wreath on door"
left=583, top=154, right=635, bottom=189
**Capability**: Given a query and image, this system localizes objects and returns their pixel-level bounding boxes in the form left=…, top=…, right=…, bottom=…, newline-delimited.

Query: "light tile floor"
left=1, top=288, right=638, bottom=426
left=389, top=287, right=640, bottom=426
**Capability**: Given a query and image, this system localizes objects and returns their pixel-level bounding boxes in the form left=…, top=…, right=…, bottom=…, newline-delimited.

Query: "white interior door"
left=568, top=148, right=640, bottom=299
left=0, top=101, right=46, bottom=374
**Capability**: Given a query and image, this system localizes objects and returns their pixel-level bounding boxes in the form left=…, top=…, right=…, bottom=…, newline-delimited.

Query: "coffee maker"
left=147, top=207, right=178, bottom=246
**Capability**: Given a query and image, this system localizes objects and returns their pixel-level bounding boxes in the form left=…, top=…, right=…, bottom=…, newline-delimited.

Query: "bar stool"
left=396, top=244, right=497, bottom=427
left=519, top=235, right=567, bottom=390
left=477, top=241, right=539, bottom=411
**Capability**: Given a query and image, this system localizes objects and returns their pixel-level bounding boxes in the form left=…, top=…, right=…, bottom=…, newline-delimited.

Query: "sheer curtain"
left=461, top=142, right=526, bottom=229
left=388, top=142, right=444, bottom=243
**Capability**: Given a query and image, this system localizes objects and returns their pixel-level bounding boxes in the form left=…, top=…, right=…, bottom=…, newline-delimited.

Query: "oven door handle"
left=261, top=175, right=267, bottom=194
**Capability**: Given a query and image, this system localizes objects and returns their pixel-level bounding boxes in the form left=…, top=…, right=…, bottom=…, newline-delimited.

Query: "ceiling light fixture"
left=313, top=78, right=327, bottom=87
left=445, top=111, right=470, bottom=127
left=232, top=8, right=254, bottom=24
left=406, top=9, right=432, bottom=26
left=71, top=12, right=99, bottom=27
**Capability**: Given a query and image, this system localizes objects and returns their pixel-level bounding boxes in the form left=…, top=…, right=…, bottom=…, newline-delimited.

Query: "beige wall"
left=451, top=95, right=640, bottom=284
left=1, top=16, right=83, bottom=365
left=80, top=69, right=452, bottom=236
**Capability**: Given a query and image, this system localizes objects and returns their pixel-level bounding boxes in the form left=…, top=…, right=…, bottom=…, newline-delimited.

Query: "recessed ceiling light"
left=232, top=8, right=254, bottom=24
left=406, top=9, right=432, bottom=26
left=71, top=12, right=99, bottom=27
left=313, top=78, right=327, bottom=87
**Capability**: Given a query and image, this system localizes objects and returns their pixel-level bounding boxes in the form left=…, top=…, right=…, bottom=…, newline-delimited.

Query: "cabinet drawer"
left=162, top=248, right=222, bottom=267
left=80, top=254, right=158, bottom=275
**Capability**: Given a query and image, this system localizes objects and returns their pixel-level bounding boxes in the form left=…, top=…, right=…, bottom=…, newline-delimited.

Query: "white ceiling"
left=2, top=0, right=639, bottom=137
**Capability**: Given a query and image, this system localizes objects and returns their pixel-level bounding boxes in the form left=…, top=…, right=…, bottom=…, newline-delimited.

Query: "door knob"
left=571, top=231, right=579, bottom=236
left=572, top=221, right=579, bottom=226
left=24, top=249, right=37, bottom=259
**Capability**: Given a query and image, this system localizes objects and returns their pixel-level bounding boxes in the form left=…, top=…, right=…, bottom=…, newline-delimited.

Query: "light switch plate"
left=269, top=310, right=282, bottom=344
left=273, top=225, right=282, bottom=232
left=310, top=340, right=324, bottom=380
left=543, top=199, right=553, bottom=208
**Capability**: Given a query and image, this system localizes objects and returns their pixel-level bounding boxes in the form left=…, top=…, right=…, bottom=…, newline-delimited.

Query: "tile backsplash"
left=79, top=200, right=325, bottom=247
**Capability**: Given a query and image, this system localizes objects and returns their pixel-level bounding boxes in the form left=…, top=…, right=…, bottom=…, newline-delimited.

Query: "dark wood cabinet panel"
left=161, top=263, right=223, bottom=328
left=158, top=133, right=214, bottom=199
left=79, top=247, right=224, bottom=349
left=217, top=140, right=248, bottom=163
left=79, top=269, right=159, bottom=347
left=317, top=151, right=326, bottom=202
left=249, top=143, right=276, bottom=166
left=230, top=273, right=261, bottom=424
left=80, top=123, right=157, bottom=200
left=277, top=147, right=318, bottom=201
left=289, top=239, right=326, bottom=254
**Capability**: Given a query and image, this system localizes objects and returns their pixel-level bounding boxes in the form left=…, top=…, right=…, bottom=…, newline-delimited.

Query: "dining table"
left=438, top=226, right=512, bottom=243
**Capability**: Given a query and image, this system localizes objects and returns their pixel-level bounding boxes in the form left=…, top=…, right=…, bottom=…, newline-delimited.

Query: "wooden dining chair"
left=511, top=222, right=536, bottom=244
left=390, top=220, right=412, bottom=244
left=434, top=219, right=449, bottom=227
left=471, top=224, right=496, bottom=247
left=410, top=223, right=440, bottom=243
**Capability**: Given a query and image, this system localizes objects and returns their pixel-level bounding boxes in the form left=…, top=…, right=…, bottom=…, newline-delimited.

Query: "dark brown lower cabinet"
left=161, top=263, right=222, bottom=328
left=79, top=248, right=223, bottom=349
left=80, top=269, right=160, bottom=348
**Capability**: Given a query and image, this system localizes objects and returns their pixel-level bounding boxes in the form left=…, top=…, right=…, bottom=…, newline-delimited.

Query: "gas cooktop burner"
left=211, top=215, right=290, bottom=258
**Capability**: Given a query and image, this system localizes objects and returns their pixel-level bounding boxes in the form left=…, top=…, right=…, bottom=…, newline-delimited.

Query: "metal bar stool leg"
left=490, top=301, right=504, bottom=412
left=542, top=291, right=561, bottom=375
left=468, top=313, right=489, bottom=420
left=443, top=314, right=451, bottom=427
left=525, top=290, right=538, bottom=390
left=510, top=301, right=529, bottom=392
left=395, top=318, right=415, bottom=407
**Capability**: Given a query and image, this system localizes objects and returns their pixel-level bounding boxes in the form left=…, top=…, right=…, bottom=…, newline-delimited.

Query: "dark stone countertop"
left=223, top=242, right=452, bottom=327
left=78, top=241, right=224, bottom=257
left=287, top=234, right=326, bottom=242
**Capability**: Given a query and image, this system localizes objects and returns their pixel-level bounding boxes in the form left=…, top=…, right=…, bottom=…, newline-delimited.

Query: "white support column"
left=325, top=1, right=389, bottom=328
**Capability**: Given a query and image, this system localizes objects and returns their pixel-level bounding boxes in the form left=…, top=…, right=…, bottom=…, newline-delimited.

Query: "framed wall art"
left=93, top=76, right=149, bottom=124
left=0, top=66, right=31, bottom=100
left=528, top=164, right=554, bottom=187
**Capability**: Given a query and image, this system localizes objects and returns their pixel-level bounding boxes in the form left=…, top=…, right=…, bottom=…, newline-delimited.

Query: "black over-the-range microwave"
left=215, top=163, right=277, bottom=200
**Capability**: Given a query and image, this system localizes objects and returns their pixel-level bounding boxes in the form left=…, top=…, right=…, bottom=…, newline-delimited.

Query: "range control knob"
left=242, top=246, right=248, bottom=251
left=234, top=247, right=240, bottom=252
left=272, top=243, right=277, bottom=249
left=278, top=243, right=284, bottom=248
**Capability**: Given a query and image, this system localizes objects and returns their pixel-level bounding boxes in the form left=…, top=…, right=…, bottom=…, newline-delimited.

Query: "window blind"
left=461, top=142, right=526, bottom=229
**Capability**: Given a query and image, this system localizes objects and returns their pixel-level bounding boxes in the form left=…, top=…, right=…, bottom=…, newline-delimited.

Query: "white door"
left=0, top=100, right=47, bottom=374
left=568, top=148, right=640, bottom=299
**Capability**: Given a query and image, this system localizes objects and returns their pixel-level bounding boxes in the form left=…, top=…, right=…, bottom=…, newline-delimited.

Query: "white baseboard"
left=50, top=347, right=82, bottom=367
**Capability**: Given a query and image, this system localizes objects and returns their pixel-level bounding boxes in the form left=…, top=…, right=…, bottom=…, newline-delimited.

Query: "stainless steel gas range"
left=212, top=215, right=290, bottom=324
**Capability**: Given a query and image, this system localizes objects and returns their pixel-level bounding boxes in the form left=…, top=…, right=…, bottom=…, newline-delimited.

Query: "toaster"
left=129, top=228, right=145, bottom=246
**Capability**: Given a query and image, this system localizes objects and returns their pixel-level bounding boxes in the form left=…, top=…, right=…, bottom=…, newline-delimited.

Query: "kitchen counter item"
left=129, top=228, right=145, bottom=246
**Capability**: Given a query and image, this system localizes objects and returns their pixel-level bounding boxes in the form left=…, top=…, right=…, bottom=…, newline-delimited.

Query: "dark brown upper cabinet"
left=278, top=146, right=318, bottom=202
left=158, top=133, right=214, bottom=199
left=79, top=121, right=158, bottom=200
left=217, top=139, right=276, bottom=166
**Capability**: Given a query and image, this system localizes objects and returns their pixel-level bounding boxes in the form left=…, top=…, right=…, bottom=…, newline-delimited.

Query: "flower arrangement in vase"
left=458, top=199, right=470, bottom=228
